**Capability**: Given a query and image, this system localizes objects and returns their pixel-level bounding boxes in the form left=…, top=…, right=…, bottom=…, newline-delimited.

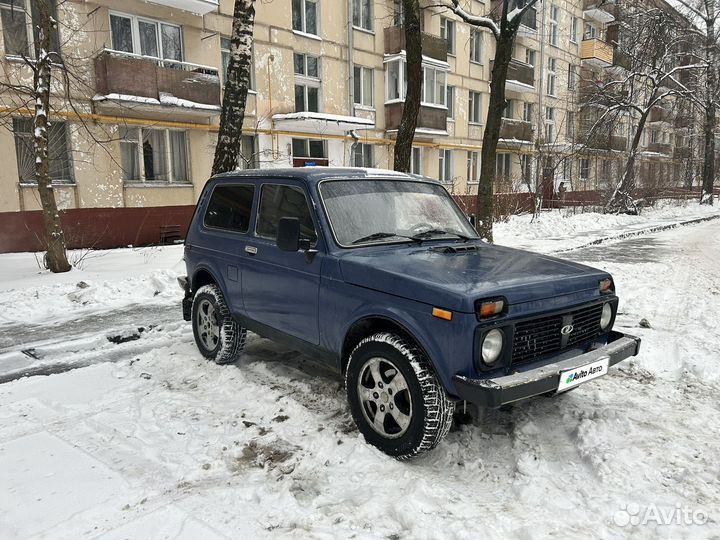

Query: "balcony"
left=578, top=131, right=627, bottom=151
left=674, top=146, right=692, bottom=160
left=383, top=26, right=447, bottom=62
left=148, top=0, right=218, bottom=14
left=499, top=118, right=533, bottom=142
left=384, top=102, right=447, bottom=133
left=580, top=38, right=614, bottom=67
left=647, top=142, right=672, bottom=155
left=675, top=113, right=692, bottom=129
left=490, top=59, right=535, bottom=92
left=94, top=50, right=220, bottom=120
left=648, top=107, right=672, bottom=125
left=491, top=1, right=537, bottom=30
left=583, top=0, right=616, bottom=24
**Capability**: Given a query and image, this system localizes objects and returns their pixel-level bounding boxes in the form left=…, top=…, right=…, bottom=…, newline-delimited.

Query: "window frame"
left=549, top=4, right=559, bottom=47
left=294, top=52, right=321, bottom=112
left=446, top=85, right=455, bottom=120
left=352, top=0, right=373, bottom=31
left=411, top=147, right=422, bottom=175
left=292, top=0, right=320, bottom=36
left=440, top=17, right=455, bottom=56
left=546, top=57, right=557, bottom=97
left=13, top=117, right=75, bottom=185
left=470, top=30, right=483, bottom=64
left=353, top=65, right=374, bottom=108
left=466, top=150, right=479, bottom=185
left=570, top=16, right=578, bottom=44
left=468, top=90, right=482, bottom=124
left=119, top=126, right=190, bottom=184
left=352, top=142, right=374, bottom=167
left=203, top=183, right=256, bottom=234
left=109, top=10, right=184, bottom=63
left=438, top=148, right=453, bottom=184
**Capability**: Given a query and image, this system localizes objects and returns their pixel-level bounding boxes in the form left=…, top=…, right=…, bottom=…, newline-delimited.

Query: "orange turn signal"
left=432, top=307, right=453, bottom=321
left=478, top=299, right=505, bottom=319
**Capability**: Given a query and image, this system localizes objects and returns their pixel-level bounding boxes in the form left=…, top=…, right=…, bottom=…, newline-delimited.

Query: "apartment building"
left=0, top=0, right=706, bottom=252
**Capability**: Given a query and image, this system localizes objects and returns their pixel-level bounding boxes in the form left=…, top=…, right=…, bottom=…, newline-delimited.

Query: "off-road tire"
left=345, top=332, right=454, bottom=459
left=191, top=284, right=246, bottom=364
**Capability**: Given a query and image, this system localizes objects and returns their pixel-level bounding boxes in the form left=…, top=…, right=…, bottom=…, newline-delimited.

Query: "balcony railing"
left=383, top=26, right=447, bottom=62
left=583, top=0, right=617, bottom=23
left=490, top=59, right=535, bottom=90
left=385, top=102, right=447, bottom=132
left=94, top=49, right=220, bottom=110
left=648, top=107, right=672, bottom=124
left=499, top=118, right=533, bottom=141
left=647, top=142, right=672, bottom=155
left=578, top=130, right=627, bottom=151
left=674, top=146, right=691, bottom=160
left=580, top=38, right=614, bottom=67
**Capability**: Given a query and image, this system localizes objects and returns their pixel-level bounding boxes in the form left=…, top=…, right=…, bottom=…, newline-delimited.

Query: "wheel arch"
left=191, top=266, right=221, bottom=294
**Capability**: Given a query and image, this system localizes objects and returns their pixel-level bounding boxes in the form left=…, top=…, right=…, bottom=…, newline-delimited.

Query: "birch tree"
left=671, top=0, right=719, bottom=205
left=211, top=0, right=256, bottom=175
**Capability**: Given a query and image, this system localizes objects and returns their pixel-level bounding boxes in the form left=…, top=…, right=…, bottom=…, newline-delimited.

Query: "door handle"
left=244, top=245, right=258, bottom=255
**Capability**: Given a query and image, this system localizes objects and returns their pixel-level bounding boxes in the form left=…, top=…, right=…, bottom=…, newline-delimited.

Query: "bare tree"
left=393, top=0, right=423, bottom=172
left=671, top=0, right=719, bottom=204
left=440, top=0, right=540, bottom=241
left=212, top=0, right=256, bottom=175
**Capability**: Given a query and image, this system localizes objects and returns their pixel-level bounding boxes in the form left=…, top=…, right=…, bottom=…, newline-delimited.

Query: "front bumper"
left=453, top=331, right=641, bottom=408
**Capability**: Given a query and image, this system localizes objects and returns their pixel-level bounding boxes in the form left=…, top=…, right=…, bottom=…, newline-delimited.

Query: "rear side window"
left=256, top=184, right=317, bottom=243
left=203, top=184, right=255, bottom=233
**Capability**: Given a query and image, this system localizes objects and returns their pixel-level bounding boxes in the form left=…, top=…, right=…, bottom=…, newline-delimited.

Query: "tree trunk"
left=700, top=9, right=717, bottom=205
left=393, top=0, right=422, bottom=172
left=35, top=0, right=70, bottom=273
left=211, top=0, right=255, bottom=176
left=606, top=109, right=651, bottom=214
left=476, top=31, right=515, bottom=241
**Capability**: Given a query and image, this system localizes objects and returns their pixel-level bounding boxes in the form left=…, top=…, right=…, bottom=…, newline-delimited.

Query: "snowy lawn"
left=1, top=205, right=720, bottom=539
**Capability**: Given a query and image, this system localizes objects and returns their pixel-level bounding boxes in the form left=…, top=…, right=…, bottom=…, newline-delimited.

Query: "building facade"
left=0, top=0, right=710, bottom=252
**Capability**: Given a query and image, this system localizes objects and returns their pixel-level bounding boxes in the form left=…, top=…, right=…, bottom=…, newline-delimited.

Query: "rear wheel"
left=191, top=284, right=246, bottom=364
left=345, top=332, right=454, bottom=459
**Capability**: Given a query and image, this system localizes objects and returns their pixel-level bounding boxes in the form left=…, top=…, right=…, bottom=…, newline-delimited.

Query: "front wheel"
left=191, top=284, right=246, bottom=364
left=345, top=332, right=454, bottom=459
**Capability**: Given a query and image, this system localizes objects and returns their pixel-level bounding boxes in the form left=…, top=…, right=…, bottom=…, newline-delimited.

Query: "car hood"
left=337, top=242, right=610, bottom=313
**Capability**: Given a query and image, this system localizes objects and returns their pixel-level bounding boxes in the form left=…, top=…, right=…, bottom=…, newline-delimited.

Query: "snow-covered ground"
left=1, top=204, right=720, bottom=539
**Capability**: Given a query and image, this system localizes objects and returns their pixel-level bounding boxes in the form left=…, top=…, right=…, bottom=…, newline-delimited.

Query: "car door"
left=241, top=181, right=322, bottom=344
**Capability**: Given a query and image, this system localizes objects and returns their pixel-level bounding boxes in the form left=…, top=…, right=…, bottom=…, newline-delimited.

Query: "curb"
left=553, top=214, right=720, bottom=254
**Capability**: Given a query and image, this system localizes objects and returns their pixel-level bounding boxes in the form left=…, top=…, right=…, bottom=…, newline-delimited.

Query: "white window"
left=580, top=158, right=590, bottom=180
left=352, top=142, right=374, bottom=167
left=1, top=0, right=59, bottom=56
left=292, top=0, right=318, bottom=36
left=411, top=147, right=422, bottom=174
left=469, top=91, right=482, bottom=124
left=520, top=154, right=532, bottom=181
left=585, top=23, right=597, bottom=40
left=496, top=153, right=511, bottom=178
left=549, top=5, right=559, bottom=47
left=221, top=36, right=255, bottom=89
left=568, top=63, right=577, bottom=89
left=570, top=16, right=578, bottom=43
left=525, top=48, right=536, bottom=66
left=423, top=66, right=446, bottom=107
left=446, top=85, right=455, bottom=119
left=239, top=135, right=258, bottom=169
left=294, top=52, right=320, bottom=112
left=119, top=127, right=189, bottom=183
left=353, top=0, right=372, bottom=31
left=470, top=31, right=483, bottom=64
left=439, top=149, right=453, bottom=183
left=110, top=11, right=183, bottom=62
left=292, top=138, right=326, bottom=158
left=13, top=118, right=74, bottom=184
left=566, top=110, right=575, bottom=139
left=440, top=17, right=455, bottom=55
left=353, top=66, right=374, bottom=107
left=547, top=57, right=557, bottom=96
left=523, top=102, right=534, bottom=122
left=386, top=58, right=403, bottom=101
left=545, top=107, right=555, bottom=141
left=467, top=151, right=479, bottom=184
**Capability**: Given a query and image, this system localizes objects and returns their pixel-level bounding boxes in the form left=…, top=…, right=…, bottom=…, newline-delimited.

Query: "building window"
left=446, top=85, right=455, bottom=119
left=469, top=91, right=482, bottom=124
left=292, top=138, right=326, bottom=158
left=239, top=135, right=258, bottom=169
left=520, top=154, right=532, bottom=182
left=570, top=16, right=578, bottom=43
left=1, top=0, right=59, bottom=56
left=411, top=147, right=422, bottom=174
left=525, top=48, right=536, bottom=66
left=119, top=127, right=189, bottom=183
left=423, top=65, right=446, bottom=107
left=505, top=99, right=514, bottom=119
left=580, top=158, right=590, bottom=180
left=294, top=52, right=320, bottom=112
left=549, top=5, right=559, bottom=47
left=546, top=57, right=557, bottom=96
left=585, top=23, right=597, bottom=40
left=386, top=58, right=403, bottom=101
left=13, top=118, right=74, bottom=184
left=496, top=153, right=511, bottom=179
left=292, top=0, right=318, bottom=36
left=352, top=142, right=374, bottom=167
left=566, top=111, right=575, bottom=139
left=523, top=102, right=534, bottom=122
left=567, top=64, right=577, bottom=89
left=353, top=0, right=372, bottom=31
left=470, top=30, right=483, bottom=64
left=467, top=151, right=479, bottom=184
left=353, top=66, right=374, bottom=107
left=439, top=149, right=453, bottom=183
left=221, top=36, right=255, bottom=89
left=110, top=11, right=183, bottom=62
left=392, top=0, right=403, bottom=25
left=545, top=107, right=555, bottom=141
left=440, top=17, right=455, bottom=55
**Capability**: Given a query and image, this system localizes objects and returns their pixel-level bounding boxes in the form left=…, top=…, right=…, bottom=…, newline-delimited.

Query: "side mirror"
left=277, top=217, right=301, bottom=251
left=468, top=214, right=476, bottom=228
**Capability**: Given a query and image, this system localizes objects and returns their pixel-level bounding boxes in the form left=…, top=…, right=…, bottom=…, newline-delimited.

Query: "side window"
left=256, top=184, right=317, bottom=243
left=203, top=184, right=255, bottom=233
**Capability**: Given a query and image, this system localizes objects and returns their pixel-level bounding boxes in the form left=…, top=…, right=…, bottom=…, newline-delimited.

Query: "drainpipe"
left=536, top=0, right=547, bottom=196
left=347, top=0, right=356, bottom=166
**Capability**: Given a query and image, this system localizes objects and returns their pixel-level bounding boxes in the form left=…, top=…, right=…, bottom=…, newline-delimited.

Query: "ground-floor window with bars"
left=120, top=126, right=189, bottom=183
left=13, top=117, right=74, bottom=184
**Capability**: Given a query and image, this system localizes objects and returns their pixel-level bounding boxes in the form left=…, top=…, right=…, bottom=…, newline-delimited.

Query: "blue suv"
left=181, top=168, right=640, bottom=459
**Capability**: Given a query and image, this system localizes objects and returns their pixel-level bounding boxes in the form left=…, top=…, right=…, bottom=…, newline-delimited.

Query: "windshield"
left=319, top=179, right=478, bottom=247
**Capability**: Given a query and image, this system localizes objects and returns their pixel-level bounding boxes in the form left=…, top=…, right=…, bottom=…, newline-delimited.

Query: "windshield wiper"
left=350, top=232, right=422, bottom=245
left=411, top=229, right=471, bottom=242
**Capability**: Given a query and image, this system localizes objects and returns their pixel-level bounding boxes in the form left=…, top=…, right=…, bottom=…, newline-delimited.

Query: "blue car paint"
left=184, top=168, right=617, bottom=400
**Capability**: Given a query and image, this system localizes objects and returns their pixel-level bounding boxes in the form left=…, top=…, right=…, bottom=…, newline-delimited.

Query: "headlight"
left=600, top=303, right=613, bottom=330
left=481, top=329, right=504, bottom=365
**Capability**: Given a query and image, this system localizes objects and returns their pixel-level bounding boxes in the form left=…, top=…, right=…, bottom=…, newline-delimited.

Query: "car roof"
left=210, top=167, right=440, bottom=186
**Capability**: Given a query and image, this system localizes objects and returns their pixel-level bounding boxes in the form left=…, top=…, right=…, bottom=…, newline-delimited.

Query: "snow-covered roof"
left=92, top=93, right=220, bottom=112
